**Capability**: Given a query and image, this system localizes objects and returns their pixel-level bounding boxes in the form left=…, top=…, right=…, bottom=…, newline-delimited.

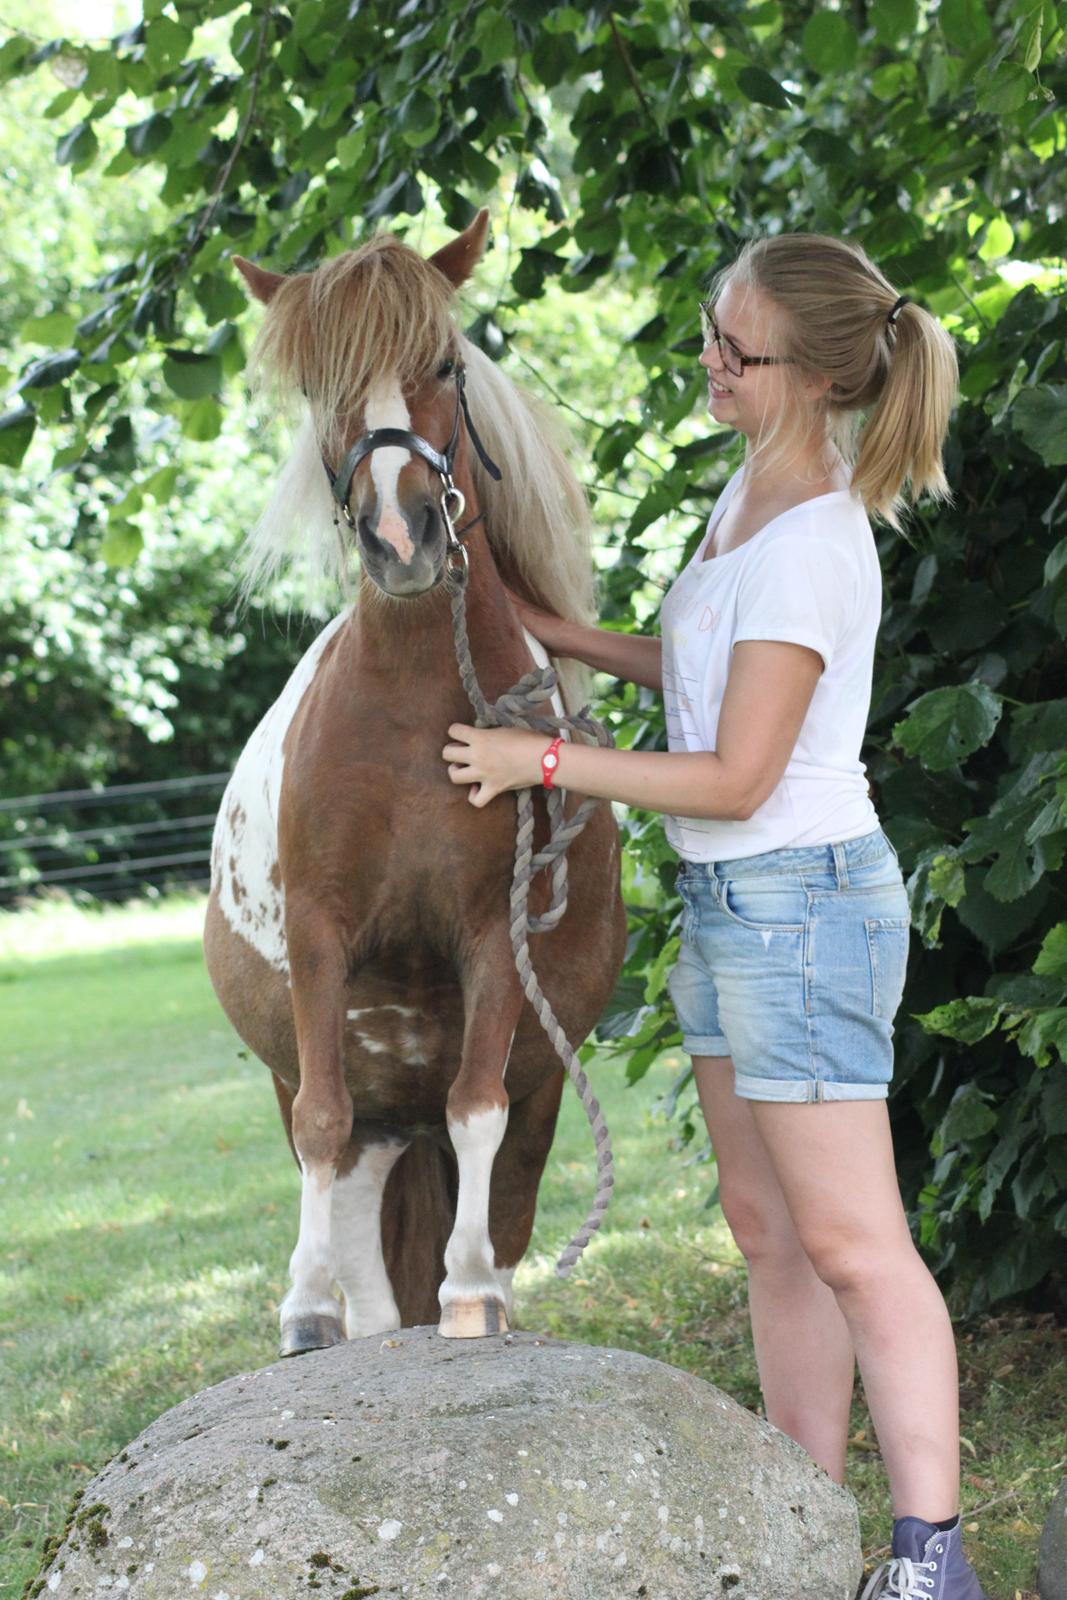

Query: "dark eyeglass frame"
left=698, top=300, right=797, bottom=378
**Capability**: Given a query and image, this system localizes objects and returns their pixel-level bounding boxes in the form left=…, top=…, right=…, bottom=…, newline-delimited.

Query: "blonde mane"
left=240, top=234, right=597, bottom=710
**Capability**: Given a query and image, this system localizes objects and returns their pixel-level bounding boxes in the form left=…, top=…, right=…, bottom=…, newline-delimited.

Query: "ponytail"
left=851, top=300, right=958, bottom=530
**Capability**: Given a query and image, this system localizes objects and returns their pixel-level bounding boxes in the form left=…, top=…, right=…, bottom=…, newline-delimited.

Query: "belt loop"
left=832, top=841, right=849, bottom=889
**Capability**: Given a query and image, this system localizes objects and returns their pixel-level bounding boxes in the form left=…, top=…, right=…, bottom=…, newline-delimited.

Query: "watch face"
left=544, top=753, right=558, bottom=768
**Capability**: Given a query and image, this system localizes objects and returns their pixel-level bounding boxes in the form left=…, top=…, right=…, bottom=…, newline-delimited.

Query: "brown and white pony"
left=203, top=210, right=627, bottom=1352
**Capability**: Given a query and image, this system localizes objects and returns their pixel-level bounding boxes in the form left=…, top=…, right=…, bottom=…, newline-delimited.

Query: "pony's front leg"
left=439, top=949, right=524, bottom=1339
left=279, top=910, right=354, bottom=1357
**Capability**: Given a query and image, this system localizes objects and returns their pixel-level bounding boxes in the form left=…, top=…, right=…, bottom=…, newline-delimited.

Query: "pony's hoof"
left=279, top=1313, right=346, bottom=1357
left=438, top=1297, right=510, bottom=1339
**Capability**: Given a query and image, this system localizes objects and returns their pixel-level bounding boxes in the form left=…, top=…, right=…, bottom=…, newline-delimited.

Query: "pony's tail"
left=380, top=1136, right=458, bottom=1326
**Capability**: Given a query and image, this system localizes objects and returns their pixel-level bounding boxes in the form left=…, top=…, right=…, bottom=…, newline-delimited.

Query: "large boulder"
left=1039, top=1477, right=1067, bottom=1600
left=33, top=1326, right=861, bottom=1599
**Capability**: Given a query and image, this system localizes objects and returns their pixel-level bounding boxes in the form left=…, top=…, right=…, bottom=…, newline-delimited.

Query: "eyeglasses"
left=698, top=300, right=796, bottom=378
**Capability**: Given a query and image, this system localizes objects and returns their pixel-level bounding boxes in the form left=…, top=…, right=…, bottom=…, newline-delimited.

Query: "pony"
left=203, top=209, right=628, bottom=1352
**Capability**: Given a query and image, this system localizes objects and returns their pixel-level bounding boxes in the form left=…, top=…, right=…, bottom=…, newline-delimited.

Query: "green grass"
left=1, top=896, right=1063, bottom=1598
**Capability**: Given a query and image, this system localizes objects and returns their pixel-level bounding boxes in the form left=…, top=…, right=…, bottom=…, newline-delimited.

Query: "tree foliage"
left=2, top=0, right=1066, bottom=1311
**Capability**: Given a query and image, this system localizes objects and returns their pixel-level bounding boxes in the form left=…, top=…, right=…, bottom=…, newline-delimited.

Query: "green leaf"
left=940, top=1082, right=998, bottom=1144
left=21, top=311, right=78, bottom=344
left=1012, top=385, right=1067, bottom=466
left=939, top=0, right=994, bottom=49
left=0, top=405, right=36, bottom=468
left=914, top=995, right=1003, bottom=1046
left=871, top=0, right=918, bottom=45
left=100, top=521, right=144, bottom=566
left=976, top=61, right=1033, bottom=115
left=126, top=113, right=172, bottom=158
left=1014, top=1007, right=1067, bottom=1068
left=801, top=11, right=858, bottom=73
left=162, top=351, right=223, bottom=401
left=1042, top=1066, right=1067, bottom=1136
left=18, top=349, right=80, bottom=390
left=735, top=66, right=794, bottom=109
left=399, top=89, right=440, bottom=148
left=56, top=120, right=98, bottom=168
left=180, top=395, right=223, bottom=440
left=144, top=15, right=191, bottom=74
left=1033, top=924, right=1067, bottom=986
left=892, top=683, right=1003, bottom=771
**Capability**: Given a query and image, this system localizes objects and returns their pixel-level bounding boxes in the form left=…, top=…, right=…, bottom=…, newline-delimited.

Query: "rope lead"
left=445, top=564, right=616, bottom=1277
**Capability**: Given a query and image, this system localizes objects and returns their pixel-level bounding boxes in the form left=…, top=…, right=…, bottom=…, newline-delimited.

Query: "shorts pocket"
left=719, top=876, right=807, bottom=933
left=865, top=917, right=910, bottom=1020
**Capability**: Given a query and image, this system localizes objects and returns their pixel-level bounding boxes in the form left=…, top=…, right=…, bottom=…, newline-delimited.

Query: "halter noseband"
left=321, top=365, right=502, bottom=576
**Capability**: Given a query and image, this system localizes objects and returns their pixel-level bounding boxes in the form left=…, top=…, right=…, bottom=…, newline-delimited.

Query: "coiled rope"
left=445, top=561, right=616, bottom=1277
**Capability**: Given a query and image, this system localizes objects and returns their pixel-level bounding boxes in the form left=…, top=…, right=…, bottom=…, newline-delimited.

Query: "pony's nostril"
left=420, top=500, right=439, bottom=545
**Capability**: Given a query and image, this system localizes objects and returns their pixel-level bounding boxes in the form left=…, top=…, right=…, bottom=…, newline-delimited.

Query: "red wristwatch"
left=541, top=736, right=564, bottom=790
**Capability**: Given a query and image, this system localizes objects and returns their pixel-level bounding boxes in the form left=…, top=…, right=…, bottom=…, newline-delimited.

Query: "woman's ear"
left=800, top=368, right=833, bottom=403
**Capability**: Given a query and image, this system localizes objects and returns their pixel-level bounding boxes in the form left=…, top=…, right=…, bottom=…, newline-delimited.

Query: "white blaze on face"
left=363, top=374, right=415, bottom=565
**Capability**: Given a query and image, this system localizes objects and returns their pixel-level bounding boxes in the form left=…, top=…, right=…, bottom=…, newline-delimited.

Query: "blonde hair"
left=712, top=233, right=959, bottom=529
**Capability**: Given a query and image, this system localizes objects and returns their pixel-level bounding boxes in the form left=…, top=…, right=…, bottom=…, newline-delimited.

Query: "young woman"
left=441, top=233, right=986, bottom=1600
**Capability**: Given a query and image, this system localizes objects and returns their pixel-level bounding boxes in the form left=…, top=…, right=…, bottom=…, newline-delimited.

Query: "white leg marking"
left=280, top=1161, right=342, bottom=1329
left=332, top=1142, right=410, bottom=1338
left=440, top=1105, right=511, bottom=1312
left=364, top=375, right=414, bottom=564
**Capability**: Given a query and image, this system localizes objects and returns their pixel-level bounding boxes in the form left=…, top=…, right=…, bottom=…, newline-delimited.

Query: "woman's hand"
left=442, top=723, right=548, bottom=807
left=502, top=584, right=571, bottom=653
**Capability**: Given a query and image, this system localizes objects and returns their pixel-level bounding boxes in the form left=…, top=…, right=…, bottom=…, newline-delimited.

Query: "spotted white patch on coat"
left=211, top=608, right=350, bottom=974
left=364, top=375, right=414, bottom=564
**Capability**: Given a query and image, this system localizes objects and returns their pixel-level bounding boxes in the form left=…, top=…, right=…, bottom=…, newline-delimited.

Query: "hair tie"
left=887, top=294, right=909, bottom=326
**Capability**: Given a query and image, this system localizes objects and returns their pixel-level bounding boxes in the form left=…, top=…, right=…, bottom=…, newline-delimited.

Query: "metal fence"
left=0, top=773, right=229, bottom=906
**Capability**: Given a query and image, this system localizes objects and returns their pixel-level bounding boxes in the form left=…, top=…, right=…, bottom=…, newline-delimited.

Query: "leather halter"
left=321, top=364, right=502, bottom=532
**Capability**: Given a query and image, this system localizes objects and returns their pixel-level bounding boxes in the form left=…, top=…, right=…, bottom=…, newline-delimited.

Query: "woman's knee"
left=798, top=1226, right=915, bottom=1295
left=718, top=1180, right=803, bottom=1267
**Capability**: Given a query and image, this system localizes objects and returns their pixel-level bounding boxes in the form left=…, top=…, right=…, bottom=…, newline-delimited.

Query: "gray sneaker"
left=859, top=1516, right=988, bottom=1599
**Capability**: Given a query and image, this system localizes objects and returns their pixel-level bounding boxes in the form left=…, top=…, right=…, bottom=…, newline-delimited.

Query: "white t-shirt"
left=659, top=466, right=881, bottom=862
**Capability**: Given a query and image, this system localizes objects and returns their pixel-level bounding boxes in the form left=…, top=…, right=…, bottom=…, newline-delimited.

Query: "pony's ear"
left=428, top=207, right=490, bottom=289
left=233, top=255, right=286, bottom=304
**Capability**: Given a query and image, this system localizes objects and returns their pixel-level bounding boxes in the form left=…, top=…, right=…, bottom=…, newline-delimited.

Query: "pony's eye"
left=436, top=358, right=456, bottom=380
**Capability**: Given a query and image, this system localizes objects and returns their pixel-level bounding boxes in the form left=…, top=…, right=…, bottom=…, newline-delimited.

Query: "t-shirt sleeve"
left=731, top=535, right=856, bottom=672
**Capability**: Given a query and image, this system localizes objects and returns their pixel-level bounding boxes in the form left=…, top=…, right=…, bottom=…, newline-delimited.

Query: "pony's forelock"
left=241, top=234, right=597, bottom=710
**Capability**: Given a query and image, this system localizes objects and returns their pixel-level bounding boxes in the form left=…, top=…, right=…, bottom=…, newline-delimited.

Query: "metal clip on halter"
left=441, top=481, right=469, bottom=583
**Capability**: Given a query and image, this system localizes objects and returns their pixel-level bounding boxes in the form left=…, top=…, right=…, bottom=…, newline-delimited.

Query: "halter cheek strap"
left=322, top=365, right=503, bottom=526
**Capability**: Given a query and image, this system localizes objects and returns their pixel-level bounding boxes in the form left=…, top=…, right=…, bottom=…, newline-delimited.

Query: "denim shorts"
left=666, top=825, right=911, bottom=1103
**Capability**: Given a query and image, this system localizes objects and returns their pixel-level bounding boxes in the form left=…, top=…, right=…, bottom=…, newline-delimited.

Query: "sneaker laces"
left=859, top=1555, right=937, bottom=1599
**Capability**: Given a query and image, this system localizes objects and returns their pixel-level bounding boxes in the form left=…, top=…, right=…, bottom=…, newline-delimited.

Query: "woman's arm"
left=442, top=638, right=824, bottom=818
left=506, top=589, right=663, bottom=691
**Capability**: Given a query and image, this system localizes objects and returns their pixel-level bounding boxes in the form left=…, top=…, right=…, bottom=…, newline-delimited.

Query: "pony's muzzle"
left=357, top=509, right=442, bottom=597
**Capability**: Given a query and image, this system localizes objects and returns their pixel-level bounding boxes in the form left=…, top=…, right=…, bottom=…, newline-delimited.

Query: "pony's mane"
left=240, top=233, right=598, bottom=710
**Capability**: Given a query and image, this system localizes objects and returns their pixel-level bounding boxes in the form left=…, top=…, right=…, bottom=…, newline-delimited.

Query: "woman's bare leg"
left=748, top=1099, right=960, bottom=1520
left=692, top=1054, right=857, bottom=1482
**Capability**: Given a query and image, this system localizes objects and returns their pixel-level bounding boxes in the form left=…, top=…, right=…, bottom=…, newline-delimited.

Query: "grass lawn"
left=0, top=895, right=1062, bottom=1598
